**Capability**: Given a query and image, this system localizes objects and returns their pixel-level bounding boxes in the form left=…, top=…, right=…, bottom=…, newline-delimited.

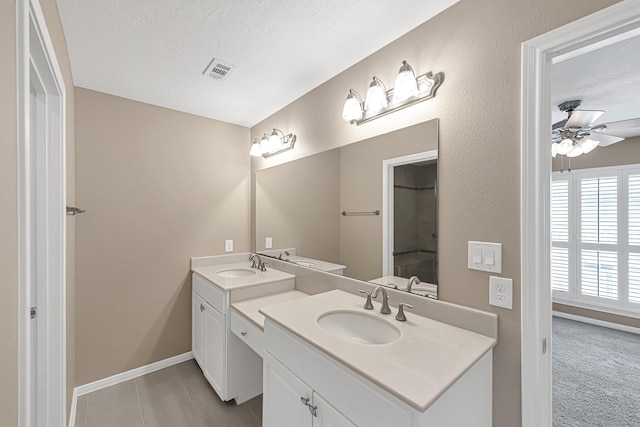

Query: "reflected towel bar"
left=66, top=206, right=85, bottom=216
left=341, top=210, right=380, bottom=216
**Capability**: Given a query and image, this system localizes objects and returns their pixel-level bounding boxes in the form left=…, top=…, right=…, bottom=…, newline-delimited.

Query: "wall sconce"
left=342, top=60, right=443, bottom=126
left=250, top=128, right=296, bottom=158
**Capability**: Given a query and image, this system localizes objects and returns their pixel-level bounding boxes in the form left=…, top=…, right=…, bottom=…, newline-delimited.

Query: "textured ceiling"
left=57, top=0, right=459, bottom=127
left=551, top=33, right=640, bottom=128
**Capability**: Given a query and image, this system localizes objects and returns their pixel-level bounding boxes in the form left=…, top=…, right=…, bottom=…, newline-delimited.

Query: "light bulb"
left=556, top=138, right=574, bottom=155
left=393, top=60, right=419, bottom=102
left=567, top=144, right=583, bottom=157
left=342, top=90, right=363, bottom=122
left=269, top=129, right=282, bottom=148
left=260, top=135, right=271, bottom=154
left=364, top=77, right=388, bottom=114
left=578, top=138, right=599, bottom=154
left=551, top=142, right=558, bottom=158
left=249, top=140, right=262, bottom=157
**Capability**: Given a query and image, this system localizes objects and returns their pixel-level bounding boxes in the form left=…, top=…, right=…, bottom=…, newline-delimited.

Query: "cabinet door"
left=263, top=352, right=313, bottom=427
left=203, top=301, right=226, bottom=399
left=313, top=393, right=356, bottom=427
left=191, top=292, right=204, bottom=365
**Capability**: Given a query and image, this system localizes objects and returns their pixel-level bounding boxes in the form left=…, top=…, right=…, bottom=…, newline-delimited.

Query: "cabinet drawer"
left=192, top=272, right=226, bottom=314
left=230, top=309, right=264, bottom=357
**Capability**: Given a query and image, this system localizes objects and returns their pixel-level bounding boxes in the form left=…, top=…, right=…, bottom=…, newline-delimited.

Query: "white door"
left=263, top=352, right=313, bottom=427
left=203, top=302, right=226, bottom=399
left=313, top=393, right=356, bottom=427
left=18, top=1, right=67, bottom=425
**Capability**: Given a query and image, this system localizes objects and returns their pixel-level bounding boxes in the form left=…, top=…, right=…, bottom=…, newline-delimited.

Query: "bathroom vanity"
left=192, top=254, right=497, bottom=425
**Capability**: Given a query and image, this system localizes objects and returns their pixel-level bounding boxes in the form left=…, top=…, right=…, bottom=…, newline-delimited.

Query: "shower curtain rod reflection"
left=341, top=210, right=380, bottom=216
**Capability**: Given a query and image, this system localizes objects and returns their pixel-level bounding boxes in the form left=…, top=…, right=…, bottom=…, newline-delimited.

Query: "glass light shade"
left=260, top=135, right=272, bottom=154
left=249, top=140, right=262, bottom=157
left=551, top=142, right=558, bottom=158
left=269, top=129, right=282, bottom=148
left=342, top=90, right=363, bottom=122
left=364, top=77, right=388, bottom=114
left=556, top=138, right=574, bottom=155
left=393, top=61, right=419, bottom=102
left=567, top=144, right=584, bottom=158
left=578, top=138, right=599, bottom=154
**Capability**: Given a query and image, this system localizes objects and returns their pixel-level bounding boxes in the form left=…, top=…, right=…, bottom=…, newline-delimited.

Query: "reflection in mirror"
left=255, top=119, right=438, bottom=298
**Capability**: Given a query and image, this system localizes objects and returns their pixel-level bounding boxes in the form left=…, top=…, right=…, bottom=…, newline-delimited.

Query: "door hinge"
left=30, top=306, right=37, bottom=319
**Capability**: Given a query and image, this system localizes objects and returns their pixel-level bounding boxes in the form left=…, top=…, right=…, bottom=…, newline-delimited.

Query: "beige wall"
left=553, top=136, right=640, bottom=327
left=251, top=0, right=619, bottom=425
left=0, top=0, right=75, bottom=423
left=256, top=149, right=340, bottom=262
left=0, top=2, right=19, bottom=424
left=75, top=88, right=251, bottom=385
left=339, top=120, right=437, bottom=280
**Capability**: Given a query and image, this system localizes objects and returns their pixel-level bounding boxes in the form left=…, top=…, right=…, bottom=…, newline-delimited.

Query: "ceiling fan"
left=551, top=99, right=640, bottom=158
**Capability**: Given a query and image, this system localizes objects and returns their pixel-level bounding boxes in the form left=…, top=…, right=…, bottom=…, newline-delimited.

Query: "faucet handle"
left=358, top=290, right=374, bottom=310
left=260, top=261, right=268, bottom=272
left=395, top=303, right=414, bottom=322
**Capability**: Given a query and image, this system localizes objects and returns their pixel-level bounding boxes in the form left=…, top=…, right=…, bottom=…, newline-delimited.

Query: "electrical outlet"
left=225, top=240, right=233, bottom=253
left=489, top=276, right=513, bottom=309
left=266, top=237, right=273, bottom=249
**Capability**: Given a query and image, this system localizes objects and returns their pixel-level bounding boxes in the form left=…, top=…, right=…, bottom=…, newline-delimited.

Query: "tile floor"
left=74, top=359, right=262, bottom=427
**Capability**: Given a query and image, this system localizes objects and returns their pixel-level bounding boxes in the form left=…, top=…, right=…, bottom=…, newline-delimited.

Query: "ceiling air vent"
left=202, top=58, right=236, bottom=81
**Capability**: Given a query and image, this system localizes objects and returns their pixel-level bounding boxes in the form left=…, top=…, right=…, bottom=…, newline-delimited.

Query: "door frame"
left=17, top=0, right=67, bottom=425
left=520, top=1, right=640, bottom=425
left=382, top=149, right=438, bottom=277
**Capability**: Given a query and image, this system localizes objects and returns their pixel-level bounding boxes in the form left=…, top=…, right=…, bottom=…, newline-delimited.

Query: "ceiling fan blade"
left=588, top=133, right=625, bottom=147
left=598, top=118, right=640, bottom=138
left=565, top=110, right=605, bottom=129
left=552, top=119, right=568, bottom=130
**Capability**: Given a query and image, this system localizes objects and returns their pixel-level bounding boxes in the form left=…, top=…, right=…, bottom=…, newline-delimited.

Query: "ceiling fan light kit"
left=551, top=99, right=640, bottom=170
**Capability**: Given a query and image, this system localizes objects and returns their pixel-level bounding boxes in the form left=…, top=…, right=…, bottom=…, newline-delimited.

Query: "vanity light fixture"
left=342, top=60, right=443, bottom=126
left=249, top=128, right=297, bottom=158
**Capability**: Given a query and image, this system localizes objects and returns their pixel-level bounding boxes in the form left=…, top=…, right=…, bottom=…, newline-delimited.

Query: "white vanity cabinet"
left=191, top=272, right=263, bottom=404
left=264, top=352, right=355, bottom=427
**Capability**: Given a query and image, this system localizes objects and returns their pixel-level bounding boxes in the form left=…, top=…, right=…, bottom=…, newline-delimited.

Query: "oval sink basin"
left=317, top=310, right=401, bottom=345
left=292, top=260, right=315, bottom=267
left=215, top=268, right=256, bottom=278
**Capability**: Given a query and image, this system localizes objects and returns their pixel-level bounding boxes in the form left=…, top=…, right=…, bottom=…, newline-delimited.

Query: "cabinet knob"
left=200, top=304, right=205, bottom=312
left=241, top=331, right=247, bottom=336
left=300, top=397, right=310, bottom=406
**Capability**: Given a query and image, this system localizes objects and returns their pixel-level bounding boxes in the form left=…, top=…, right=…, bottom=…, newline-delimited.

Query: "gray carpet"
left=553, top=317, right=640, bottom=427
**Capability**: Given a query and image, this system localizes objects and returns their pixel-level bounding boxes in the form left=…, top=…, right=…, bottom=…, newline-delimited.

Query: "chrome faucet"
left=249, top=253, right=267, bottom=271
left=278, top=251, right=290, bottom=261
left=407, top=276, right=421, bottom=293
left=372, top=286, right=391, bottom=314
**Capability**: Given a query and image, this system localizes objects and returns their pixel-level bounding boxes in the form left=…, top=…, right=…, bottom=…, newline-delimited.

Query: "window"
left=551, top=165, right=640, bottom=317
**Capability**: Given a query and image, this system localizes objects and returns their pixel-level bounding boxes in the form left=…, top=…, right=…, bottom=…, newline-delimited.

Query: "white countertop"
left=192, top=262, right=295, bottom=291
left=260, top=289, right=496, bottom=412
left=231, top=290, right=309, bottom=330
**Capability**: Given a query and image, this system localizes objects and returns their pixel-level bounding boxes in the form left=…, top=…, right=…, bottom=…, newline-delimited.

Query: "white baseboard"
left=553, top=311, right=640, bottom=335
left=69, top=352, right=194, bottom=426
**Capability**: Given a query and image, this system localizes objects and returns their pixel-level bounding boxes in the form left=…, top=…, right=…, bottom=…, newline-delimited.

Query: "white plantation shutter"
left=551, top=179, right=569, bottom=293
left=552, top=167, right=640, bottom=316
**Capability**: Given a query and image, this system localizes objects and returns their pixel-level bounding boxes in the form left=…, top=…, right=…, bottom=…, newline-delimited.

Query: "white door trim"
left=520, top=1, right=640, bottom=425
left=17, top=0, right=67, bottom=425
left=382, top=149, right=438, bottom=277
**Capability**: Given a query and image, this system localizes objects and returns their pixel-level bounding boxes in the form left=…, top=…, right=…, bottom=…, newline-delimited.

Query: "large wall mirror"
left=255, top=119, right=439, bottom=298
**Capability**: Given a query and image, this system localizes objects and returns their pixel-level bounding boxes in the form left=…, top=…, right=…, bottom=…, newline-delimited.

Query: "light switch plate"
left=225, top=240, right=233, bottom=253
left=489, top=276, right=513, bottom=309
left=266, top=237, right=273, bottom=249
left=468, top=241, right=502, bottom=273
